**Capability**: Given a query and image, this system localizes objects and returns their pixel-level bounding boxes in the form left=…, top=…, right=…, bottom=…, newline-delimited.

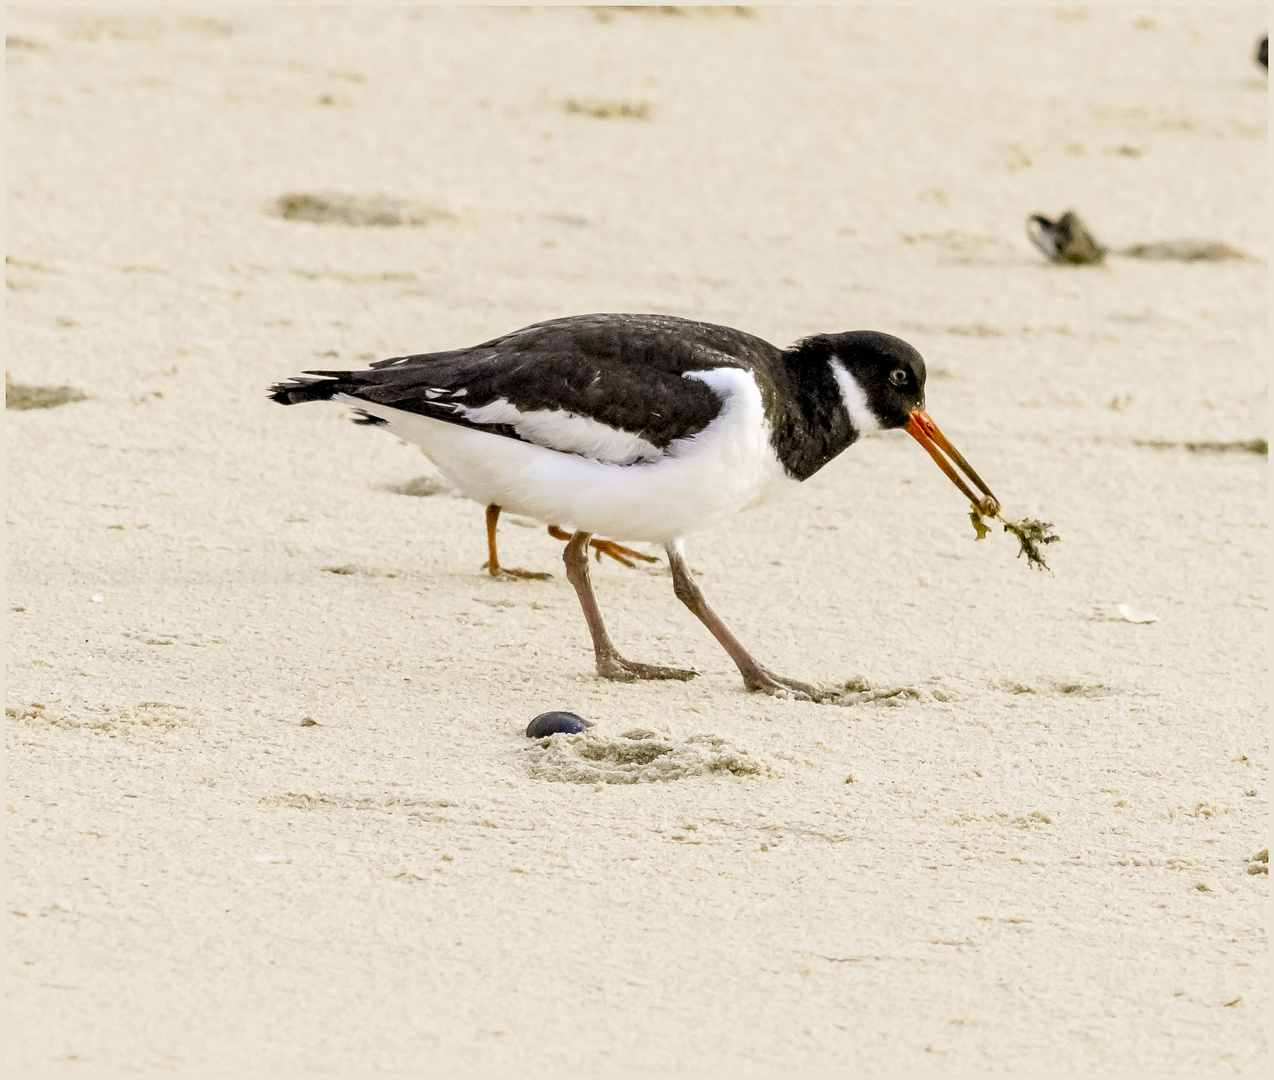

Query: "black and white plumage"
left=270, top=314, right=996, bottom=699
left=271, top=314, right=925, bottom=544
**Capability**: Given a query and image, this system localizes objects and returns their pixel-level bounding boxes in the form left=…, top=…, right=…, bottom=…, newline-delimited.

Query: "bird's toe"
left=590, top=539, right=659, bottom=568
left=597, top=658, right=640, bottom=682
left=746, top=670, right=820, bottom=701
left=482, top=563, right=553, bottom=581
left=744, top=669, right=908, bottom=704
left=597, top=656, right=697, bottom=682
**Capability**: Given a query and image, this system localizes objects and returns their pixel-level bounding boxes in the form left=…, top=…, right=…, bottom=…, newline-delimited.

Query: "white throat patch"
left=829, top=358, right=881, bottom=436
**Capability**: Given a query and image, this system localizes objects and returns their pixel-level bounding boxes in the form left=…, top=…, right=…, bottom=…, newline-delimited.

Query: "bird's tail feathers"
left=267, top=372, right=349, bottom=406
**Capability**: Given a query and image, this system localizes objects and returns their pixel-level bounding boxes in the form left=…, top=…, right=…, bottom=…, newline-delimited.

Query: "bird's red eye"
left=889, top=369, right=908, bottom=387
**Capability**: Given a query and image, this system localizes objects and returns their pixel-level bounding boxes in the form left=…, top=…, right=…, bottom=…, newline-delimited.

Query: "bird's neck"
left=759, top=342, right=860, bottom=481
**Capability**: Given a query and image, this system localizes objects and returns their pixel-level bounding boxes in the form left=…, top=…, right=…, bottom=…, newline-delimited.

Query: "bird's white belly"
left=338, top=368, right=795, bottom=543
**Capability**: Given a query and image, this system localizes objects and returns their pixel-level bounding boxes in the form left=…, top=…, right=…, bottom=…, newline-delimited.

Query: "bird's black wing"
left=272, top=314, right=781, bottom=454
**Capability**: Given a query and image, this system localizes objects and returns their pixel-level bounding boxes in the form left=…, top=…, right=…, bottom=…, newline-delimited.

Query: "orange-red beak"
left=906, top=410, right=1001, bottom=516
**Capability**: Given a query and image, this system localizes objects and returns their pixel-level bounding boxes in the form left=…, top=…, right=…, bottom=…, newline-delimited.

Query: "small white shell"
left=1116, top=603, right=1158, bottom=624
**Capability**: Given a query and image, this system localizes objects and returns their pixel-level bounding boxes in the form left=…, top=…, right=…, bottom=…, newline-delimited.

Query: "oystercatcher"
left=270, top=313, right=998, bottom=699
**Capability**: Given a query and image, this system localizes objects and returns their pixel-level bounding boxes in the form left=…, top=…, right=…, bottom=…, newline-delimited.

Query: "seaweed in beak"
left=906, top=410, right=1060, bottom=571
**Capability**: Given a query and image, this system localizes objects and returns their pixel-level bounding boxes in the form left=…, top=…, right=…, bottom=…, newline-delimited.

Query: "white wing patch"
left=455, top=397, right=663, bottom=466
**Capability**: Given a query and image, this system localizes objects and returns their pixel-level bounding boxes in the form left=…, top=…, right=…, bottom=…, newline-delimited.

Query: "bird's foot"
left=597, top=654, right=698, bottom=683
left=481, top=561, right=552, bottom=581
left=590, top=539, right=659, bottom=568
left=744, top=668, right=825, bottom=701
left=548, top=525, right=657, bottom=568
left=745, top=670, right=911, bottom=705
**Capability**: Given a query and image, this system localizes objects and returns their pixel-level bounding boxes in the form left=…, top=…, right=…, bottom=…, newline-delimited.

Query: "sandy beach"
left=6, top=6, right=1268, bottom=1072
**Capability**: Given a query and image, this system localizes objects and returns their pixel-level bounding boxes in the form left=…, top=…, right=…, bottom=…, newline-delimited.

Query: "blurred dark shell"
left=1027, top=211, right=1106, bottom=265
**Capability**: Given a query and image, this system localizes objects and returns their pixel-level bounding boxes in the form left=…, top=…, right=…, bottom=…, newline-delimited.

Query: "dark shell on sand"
left=1027, top=211, right=1106, bottom=265
left=526, top=711, right=594, bottom=738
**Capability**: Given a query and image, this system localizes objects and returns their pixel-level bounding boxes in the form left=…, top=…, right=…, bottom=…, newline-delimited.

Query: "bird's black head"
left=818, top=330, right=927, bottom=431
left=793, top=329, right=1001, bottom=514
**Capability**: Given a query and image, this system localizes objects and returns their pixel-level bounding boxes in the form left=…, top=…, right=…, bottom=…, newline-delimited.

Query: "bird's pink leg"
left=561, top=530, right=695, bottom=682
left=665, top=541, right=825, bottom=700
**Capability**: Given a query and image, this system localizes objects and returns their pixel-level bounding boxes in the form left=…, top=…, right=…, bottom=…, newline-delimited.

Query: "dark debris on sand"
left=1027, top=212, right=1250, bottom=265
left=1121, top=240, right=1249, bottom=262
left=272, top=192, right=456, bottom=228
left=6, top=373, right=88, bottom=410
left=1135, top=438, right=1267, bottom=455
